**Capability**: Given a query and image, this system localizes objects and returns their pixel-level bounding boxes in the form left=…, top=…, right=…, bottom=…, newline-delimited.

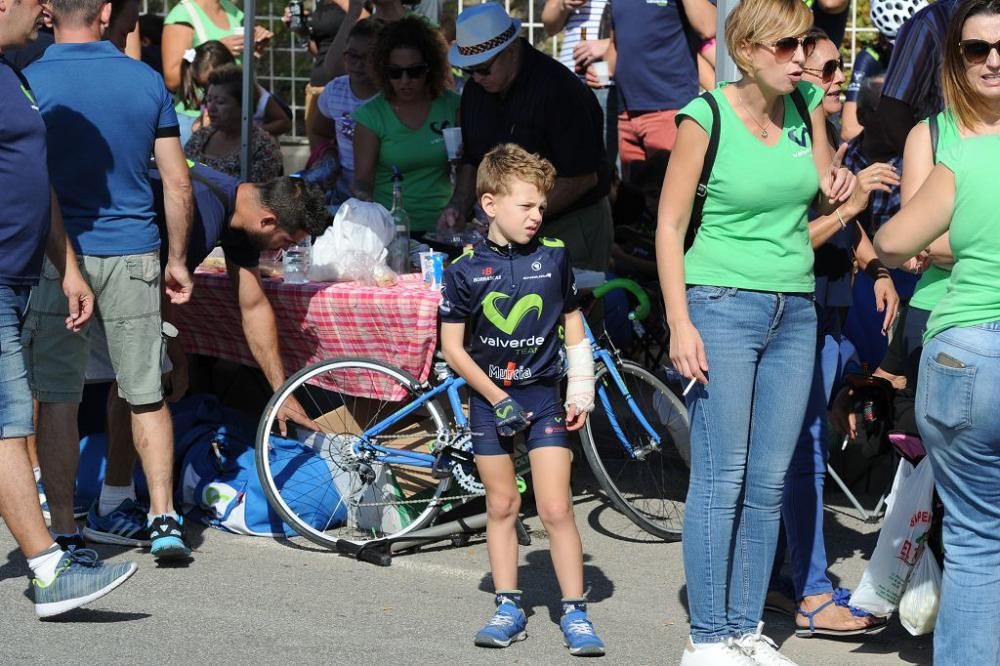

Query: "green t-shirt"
left=165, top=0, right=244, bottom=47
left=908, top=109, right=962, bottom=312
left=352, top=91, right=460, bottom=233
left=924, top=136, right=1000, bottom=341
left=678, top=82, right=824, bottom=293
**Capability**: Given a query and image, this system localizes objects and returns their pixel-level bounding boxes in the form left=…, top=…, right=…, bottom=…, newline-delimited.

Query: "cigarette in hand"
left=682, top=377, right=698, bottom=397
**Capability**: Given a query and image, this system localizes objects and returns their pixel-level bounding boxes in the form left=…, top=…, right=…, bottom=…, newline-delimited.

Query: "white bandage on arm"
left=564, top=339, right=596, bottom=413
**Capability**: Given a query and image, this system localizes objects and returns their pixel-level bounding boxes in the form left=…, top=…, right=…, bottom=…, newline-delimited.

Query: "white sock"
left=147, top=512, right=180, bottom=527
left=27, top=543, right=64, bottom=585
left=98, top=481, right=136, bottom=517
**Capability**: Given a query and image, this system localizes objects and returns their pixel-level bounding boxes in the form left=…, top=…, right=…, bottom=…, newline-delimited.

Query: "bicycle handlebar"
left=592, top=278, right=651, bottom=322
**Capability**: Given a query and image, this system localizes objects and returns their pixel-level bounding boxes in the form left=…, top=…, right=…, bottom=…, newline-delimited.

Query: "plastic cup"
left=419, top=251, right=446, bottom=289
left=592, top=61, right=611, bottom=87
left=442, top=127, right=463, bottom=161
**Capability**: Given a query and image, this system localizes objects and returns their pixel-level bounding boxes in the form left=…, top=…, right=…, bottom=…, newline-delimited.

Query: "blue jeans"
left=775, top=306, right=852, bottom=599
left=917, top=322, right=1000, bottom=666
left=683, top=287, right=817, bottom=642
left=0, top=285, right=33, bottom=439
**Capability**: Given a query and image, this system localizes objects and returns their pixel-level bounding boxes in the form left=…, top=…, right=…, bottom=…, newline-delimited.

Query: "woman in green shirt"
left=352, top=16, right=458, bottom=235
left=875, top=132, right=1000, bottom=666
left=654, top=0, right=856, bottom=662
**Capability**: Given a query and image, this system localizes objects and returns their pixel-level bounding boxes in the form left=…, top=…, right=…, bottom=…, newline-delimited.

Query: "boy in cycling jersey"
left=439, top=143, right=604, bottom=656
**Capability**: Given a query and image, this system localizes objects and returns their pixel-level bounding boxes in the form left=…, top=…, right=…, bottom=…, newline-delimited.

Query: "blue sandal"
left=794, top=588, right=888, bottom=638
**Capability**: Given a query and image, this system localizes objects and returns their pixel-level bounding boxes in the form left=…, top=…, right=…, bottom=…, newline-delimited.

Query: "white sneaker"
left=680, top=636, right=757, bottom=665
left=735, top=622, right=798, bottom=666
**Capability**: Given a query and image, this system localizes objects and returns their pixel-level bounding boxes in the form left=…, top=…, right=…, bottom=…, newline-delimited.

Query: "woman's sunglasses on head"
left=761, top=35, right=817, bottom=62
left=803, top=57, right=843, bottom=83
left=387, top=64, right=429, bottom=80
left=960, top=39, right=1000, bottom=64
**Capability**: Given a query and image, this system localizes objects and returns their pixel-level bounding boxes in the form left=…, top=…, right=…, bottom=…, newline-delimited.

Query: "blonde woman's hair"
left=942, top=0, right=1000, bottom=131
left=725, top=0, right=814, bottom=74
left=476, top=143, right=557, bottom=198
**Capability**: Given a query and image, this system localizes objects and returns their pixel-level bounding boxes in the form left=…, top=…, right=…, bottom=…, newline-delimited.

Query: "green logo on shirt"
left=20, top=84, right=38, bottom=110
left=483, top=292, right=543, bottom=335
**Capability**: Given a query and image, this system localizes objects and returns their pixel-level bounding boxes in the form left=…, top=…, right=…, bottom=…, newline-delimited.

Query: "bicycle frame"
left=584, top=319, right=664, bottom=458
left=353, top=373, right=469, bottom=468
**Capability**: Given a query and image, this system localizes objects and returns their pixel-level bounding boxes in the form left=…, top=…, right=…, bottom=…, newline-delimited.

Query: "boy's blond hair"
left=476, top=143, right=556, bottom=198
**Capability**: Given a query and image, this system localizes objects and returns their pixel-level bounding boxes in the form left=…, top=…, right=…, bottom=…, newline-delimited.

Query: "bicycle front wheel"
left=581, top=360, right=690, bottom=541
left=256, top=357, right=450, bottom=550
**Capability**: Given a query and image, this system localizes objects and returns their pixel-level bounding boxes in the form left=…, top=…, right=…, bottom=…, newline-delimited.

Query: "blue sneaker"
left=38, top=480, right=87, bottom=520
left=82, top=499, right=151, bottom=547
left=149, top=514, right=191, bottom=561
left=474, top=600, right=527, bottom=648
left=32, top=548, right=137, bottom=618
left=561, top=606, right=606, bottom=656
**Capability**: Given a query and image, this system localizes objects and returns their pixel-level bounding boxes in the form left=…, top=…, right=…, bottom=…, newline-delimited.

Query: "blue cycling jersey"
left=439, top=237, right=579, bottom=387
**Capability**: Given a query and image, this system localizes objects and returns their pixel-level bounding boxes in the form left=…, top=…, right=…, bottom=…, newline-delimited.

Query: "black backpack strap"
left=684, top=92, right=721, bottom=251
left=929, top=113, right=940, bottom=165
left=789, top=86, right=813, bottom=141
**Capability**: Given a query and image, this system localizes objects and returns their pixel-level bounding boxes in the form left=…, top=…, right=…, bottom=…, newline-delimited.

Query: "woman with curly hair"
left=351, top=15, right=459, bottom=234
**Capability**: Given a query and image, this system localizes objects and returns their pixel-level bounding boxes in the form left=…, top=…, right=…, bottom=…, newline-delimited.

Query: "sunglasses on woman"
left=387, top=64, right=429, bottom=80
left=802, top=57, right=843, bottom=83
left=761, top=35, right=817, bottom=62
left=959, top=39, right=1000, bottom=64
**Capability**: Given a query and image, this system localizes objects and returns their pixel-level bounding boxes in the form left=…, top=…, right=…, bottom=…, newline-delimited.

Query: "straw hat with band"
left=448, top=3, right=523, bottom=68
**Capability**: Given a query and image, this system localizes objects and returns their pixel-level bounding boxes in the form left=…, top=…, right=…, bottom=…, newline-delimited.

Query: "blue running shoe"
left=38, top=480, right=87, bottom=520
left=561, top=606, right=606, bottom=657
left=32, top=548, right=137, bottom=618
left=149, top=514, right=191, bottom=561
left=474, top=600, right=527, bottom=648
left=82, top=500, right=151, bottom=547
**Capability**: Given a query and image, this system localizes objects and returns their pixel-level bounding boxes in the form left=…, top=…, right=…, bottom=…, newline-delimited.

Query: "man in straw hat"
left=440, top=1, right=612, bottom=272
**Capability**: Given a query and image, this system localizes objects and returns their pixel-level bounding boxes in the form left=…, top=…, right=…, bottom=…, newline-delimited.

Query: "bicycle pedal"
left=430, top=447, right=475, bottom=479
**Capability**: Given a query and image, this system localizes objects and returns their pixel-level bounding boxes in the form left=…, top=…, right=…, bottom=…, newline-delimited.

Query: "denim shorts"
left=0, top=285, right=34, bottom=438
left=23, top=253, right=163, bottom=405
left=469, top=382, right=570, bottom=456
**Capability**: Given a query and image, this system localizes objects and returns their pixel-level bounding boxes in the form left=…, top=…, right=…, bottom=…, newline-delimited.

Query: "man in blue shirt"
left=85, top=167, right=331, bottom=546
left=24, top=0, right=195, bottom=560
left=603, top=0, right=716, bottom=180
left=0, top=0, right=137, bottom=617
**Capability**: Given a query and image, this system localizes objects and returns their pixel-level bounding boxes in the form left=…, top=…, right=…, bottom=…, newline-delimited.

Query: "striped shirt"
left=318, top=75, right=374, bottom=195
left=882, top=0, right=958, bottom=122
left=557, top=0, right=608, bottom=79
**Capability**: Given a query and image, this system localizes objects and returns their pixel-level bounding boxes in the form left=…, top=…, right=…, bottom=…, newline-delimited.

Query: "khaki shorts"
left=542, top=197, right=614, bottom=272
left=23, top=253, right=164, bottom=406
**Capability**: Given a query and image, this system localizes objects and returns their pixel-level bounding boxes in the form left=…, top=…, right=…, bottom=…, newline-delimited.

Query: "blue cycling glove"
left=492, top=396, right=532, bottom=438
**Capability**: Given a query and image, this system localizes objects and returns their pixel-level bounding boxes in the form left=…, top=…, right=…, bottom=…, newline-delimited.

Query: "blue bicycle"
left=255, top=279, right=690, bottom=553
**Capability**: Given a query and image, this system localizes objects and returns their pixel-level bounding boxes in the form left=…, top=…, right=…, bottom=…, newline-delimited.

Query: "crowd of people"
left=1, top=0, right=999, bottom=663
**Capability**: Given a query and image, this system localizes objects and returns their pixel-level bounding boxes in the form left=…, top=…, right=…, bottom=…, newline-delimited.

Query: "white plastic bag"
left=899, top=546, right=942, bottom=636
left=309, top=198, right=396, bottom=283
left=849, top=457, right=935, bottom=617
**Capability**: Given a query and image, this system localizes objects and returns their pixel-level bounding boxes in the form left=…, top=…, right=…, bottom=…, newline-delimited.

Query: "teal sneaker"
left=82, top=499, right=151, bottom=547
left=32, top=549, right=137, bottom=618
left=149, top=514, right=191, bottom=561
left=474, top=600, right=527, bottom=648
left=561, top=604, right=606, bottom=657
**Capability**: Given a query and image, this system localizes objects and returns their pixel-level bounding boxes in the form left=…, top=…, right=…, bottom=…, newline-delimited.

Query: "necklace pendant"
left=760, top=128, right=769, bottom=139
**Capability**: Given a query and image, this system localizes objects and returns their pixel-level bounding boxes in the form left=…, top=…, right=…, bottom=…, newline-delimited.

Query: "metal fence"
left=144, top=0, right=879, bottom=142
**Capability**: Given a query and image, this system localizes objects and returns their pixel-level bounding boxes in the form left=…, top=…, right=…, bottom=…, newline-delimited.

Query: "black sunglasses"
left=387, top=64, right=429, bottom=80
left=803, top=57, right=843, bottom=83
left=762, top=35, right=817, bottom=62
left=959, top=39, right=1000, bottom=64
left=461, top=52, right=501, bottom=77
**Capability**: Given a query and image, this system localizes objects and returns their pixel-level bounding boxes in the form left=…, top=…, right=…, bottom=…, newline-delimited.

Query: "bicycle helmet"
left=870, top=0, right=929, bottom=40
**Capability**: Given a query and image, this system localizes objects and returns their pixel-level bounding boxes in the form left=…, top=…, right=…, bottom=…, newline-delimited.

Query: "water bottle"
left=386, top=166, right=411, bottom=275
left=283, top=238, right=311, bottom=284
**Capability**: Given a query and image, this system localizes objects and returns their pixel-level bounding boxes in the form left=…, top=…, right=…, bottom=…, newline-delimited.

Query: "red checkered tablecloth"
left=173, top=271, right=441, bottom=400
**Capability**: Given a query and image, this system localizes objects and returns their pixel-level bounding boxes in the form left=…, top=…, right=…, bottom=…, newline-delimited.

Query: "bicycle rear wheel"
left=581, top=360, right=690, bottom=541
left=256, top=357, right=450, bottom=550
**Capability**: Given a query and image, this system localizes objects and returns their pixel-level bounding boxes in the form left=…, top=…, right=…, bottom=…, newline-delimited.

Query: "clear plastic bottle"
left=282, top=238, right=311, bottom=284
left=386, top=166, right=411, bottom=275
